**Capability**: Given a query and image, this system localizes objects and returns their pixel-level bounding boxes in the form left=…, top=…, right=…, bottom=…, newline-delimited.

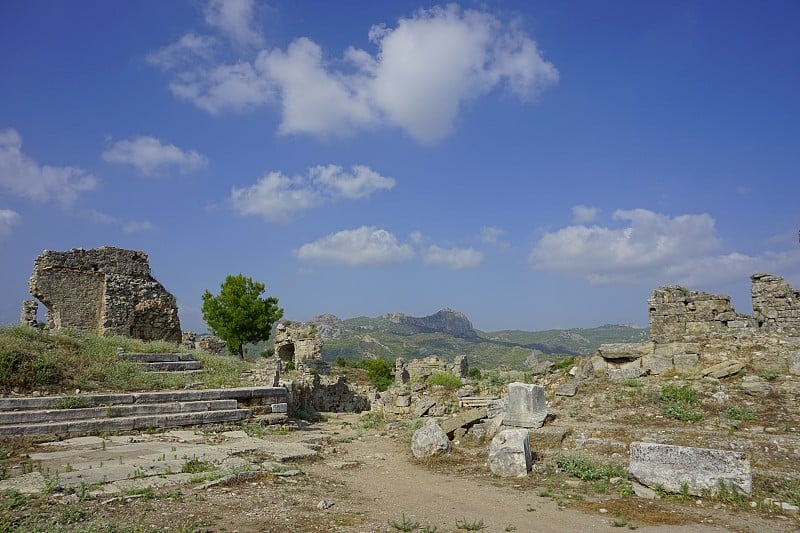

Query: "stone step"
left=0, top=387, right=288, bottom=411
left=0, top=399, right=239, bottom=425
left=121, top=352, right=197, bottom=363
left=0, top=408, right=251, bottom=437
left=459, top=396, right=497, bottom=408
left=134, top=361, right=202, bottom=372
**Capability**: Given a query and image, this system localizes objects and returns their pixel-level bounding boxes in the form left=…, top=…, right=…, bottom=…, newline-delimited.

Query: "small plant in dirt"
left=389, top=513, right=420, bottom=531
left=455, top=518, right=486, bottom=530
left=723, top=405, right=755, bottom=421
left=359, top=411, right=383, bottom=429
left=715, top=480, right=746, bottom=505
left=659, top=383, right=702, bottom=423
left=181, top=456, right=215, bottom=474
left=125, top=486, right=156, bottom=501
left=554, top=452, right=625, bottom=482
left=428, top=372, right=461, bottom=389
left=760, top=369, right=781, bottom=381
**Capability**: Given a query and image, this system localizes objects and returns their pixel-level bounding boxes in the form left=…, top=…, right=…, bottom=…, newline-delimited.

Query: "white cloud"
left=530, top=209, right=726, bottom=284
left=0, top=128, right=96, bottom=206
left=230, top=164, right=394, bottom=222
left=366, top=5, right=558, bottom=143
left=296, top=226, right=415, bottom=266
left=146, top=33, right=216, bottom=70
left=150, top=4, right=557, bottom=143
left=204, top=0, right=263, bottom=48
left=0, top=209, right=21, bottom=240
left=169, top=61, right=275, bottom=115
left=258, top=38, right=377, bottom=136
left=310, top=164, right=395, bottom=199
left=571, top=204, right=598, bottom=224
left=102, top=136, right=208, bottom=175
left=423, top=245, right=484, bottom=269
left=479, top=226, right=509, bottom=250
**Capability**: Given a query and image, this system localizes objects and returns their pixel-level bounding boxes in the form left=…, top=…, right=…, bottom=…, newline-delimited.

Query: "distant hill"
left=312, top=310, right=648, bottom=370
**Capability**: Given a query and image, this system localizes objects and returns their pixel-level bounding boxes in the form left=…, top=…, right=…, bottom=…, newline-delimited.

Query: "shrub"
left=362, top=357, right=393, bottom=391
left=467, top=367, right=481, bottom=379
left=659, top=383, right=702, bottom=423
left=553, top=356, right=576, bottom=371
left=724, top=406, right=755, bottom=421
left=428, top=372, right=461, bottom=389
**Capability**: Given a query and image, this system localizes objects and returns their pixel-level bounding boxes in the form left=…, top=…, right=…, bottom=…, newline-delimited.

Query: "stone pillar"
left=20, top=300, right=38, bottom=327
left=504, top=382, right=547, bottom=428
left=395, top=358, right=409, bottom=386
left=452, top=355, right=468, bottom=378
left=488, top=428, right=532, bottom=477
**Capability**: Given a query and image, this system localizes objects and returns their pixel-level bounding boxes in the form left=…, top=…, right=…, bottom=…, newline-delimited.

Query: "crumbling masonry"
left=26, top=247, right=181, bottom=342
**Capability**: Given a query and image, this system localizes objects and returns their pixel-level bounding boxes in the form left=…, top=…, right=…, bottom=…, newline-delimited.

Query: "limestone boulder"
left=597, top=342, right=653, bottom=361
left=488, top=428, right=532, bottom=477
left=411, top=421, right=451, bottom=459
left=701, top=360, right=745, bottom=379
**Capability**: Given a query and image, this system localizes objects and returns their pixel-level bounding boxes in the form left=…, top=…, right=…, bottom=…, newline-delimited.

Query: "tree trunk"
left=238, top=344, right=244, bottom=359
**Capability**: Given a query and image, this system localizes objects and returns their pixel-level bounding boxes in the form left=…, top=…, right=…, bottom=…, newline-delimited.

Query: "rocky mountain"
left=313, top=309, right=648, bottom=369
left=383, top=308, right=478, bottom=339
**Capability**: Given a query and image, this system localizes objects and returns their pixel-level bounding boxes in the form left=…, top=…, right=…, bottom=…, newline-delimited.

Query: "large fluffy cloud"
left=204, top=0, right=263, bottom=48
left=150, top=3, right=558, bottom=143
left=0, top=209, right=21, bottom=240
left=230, top=164, right=394, bottom=222
left=529, top=208, right=800, bottom=286
left=296, top=226, right=415, bottom=266
left=102, top=136, right=208, bottom=175
left=0, top=128, right=96, bottom=206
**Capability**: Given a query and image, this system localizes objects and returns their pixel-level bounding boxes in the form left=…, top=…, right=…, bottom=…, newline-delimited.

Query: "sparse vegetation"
left=455, top=518, right=486, bottom=530
left=51, top=396, right=90, bottom=410
left=554, top=452, right=626, bottom=482
left=724, top=405, right=756, bottom=421
left=428, top=372, right=461, bottom=389
left=659, top=383, right=703, bottom=423
left=389, top=513, right=420, bottom=531
left=0, top=325, right=254, bottom=394
left=181, top=456, right=215, bottom=474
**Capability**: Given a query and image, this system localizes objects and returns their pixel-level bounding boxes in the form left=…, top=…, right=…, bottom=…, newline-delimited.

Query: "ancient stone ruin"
left=273, top=321, right=330, bottom=373
left=25, top=246, right=181, bottom=342
left=589, top=272, right=800, bottom=379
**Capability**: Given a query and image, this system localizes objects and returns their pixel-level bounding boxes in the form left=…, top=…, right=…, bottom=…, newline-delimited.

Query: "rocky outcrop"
left=27, top=247, right=181, bottom=342
left=309, top=314, right=343, bottom=339
left=388, top=308, right=479, bottom=339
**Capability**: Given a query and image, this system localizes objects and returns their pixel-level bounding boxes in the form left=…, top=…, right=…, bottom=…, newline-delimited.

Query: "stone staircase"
left=119, top=352, right=203, bottom=374
left=0, top=387, right=288, bottom=438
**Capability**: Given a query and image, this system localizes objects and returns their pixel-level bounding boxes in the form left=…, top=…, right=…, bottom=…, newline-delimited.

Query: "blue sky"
left=2, top=0, right=799, bottom=333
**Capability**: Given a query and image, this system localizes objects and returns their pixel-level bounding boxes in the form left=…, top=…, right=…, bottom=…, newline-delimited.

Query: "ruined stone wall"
left=648, top=286, right=755, bottom=343
left=28, top=247, right=181, bottom=342
left=751, top=273, right=800, bottom=336
left=406, top=355, right=469, bottom=380
left=287, top=374, right=373, bottom=413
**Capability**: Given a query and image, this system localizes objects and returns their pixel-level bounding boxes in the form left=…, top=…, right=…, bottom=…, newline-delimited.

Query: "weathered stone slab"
left=439, top=407, right=486, bottom=438
left=411, top=421, right=451, bottom=458
left=701, top=360, right=745, bottom=379
left=628, top=442, right=751, bottom=496
left=673, top=353, right=699, bottom=374
left=555, top=380, right=579, bottom=397
left=503, top=383, right=547, bottom=429
left=413, top=397, right=436, bottom=417
left=597, top=342, right=653, bottom=361
left=788, top=353, right=800, bottom=376
left=488, top=428, right=531, bottom=477
left=270, top=403, right=288, bottom=413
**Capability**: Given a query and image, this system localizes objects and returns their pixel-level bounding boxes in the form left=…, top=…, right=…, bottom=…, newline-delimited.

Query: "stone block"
left=555, top=380, right=579, bottom=397
left=653, top=343, right=700, bottom=357
left=642, top=354, right=673, bottom=375
left=503, top=383, right=547, bottom=429
left=395, top=395, right=411, bottom=407
left=439, top=407, right=487, bottom=438
left=271, top=403, right=288, bottom=413
left=488, top=428, right=531, bottom=477
left=411, top=421, right=451, bottom=459
left=605, top=368, right=649, bottom=381
left=628, top=442, right=751, bottom=496
left=673, top=353, right=699, bottom=375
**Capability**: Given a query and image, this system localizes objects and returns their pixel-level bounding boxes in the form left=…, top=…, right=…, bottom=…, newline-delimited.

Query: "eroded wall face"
left=751, top=273, right=800, bottom=336
left=28, top=247, right=181, bottom=342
